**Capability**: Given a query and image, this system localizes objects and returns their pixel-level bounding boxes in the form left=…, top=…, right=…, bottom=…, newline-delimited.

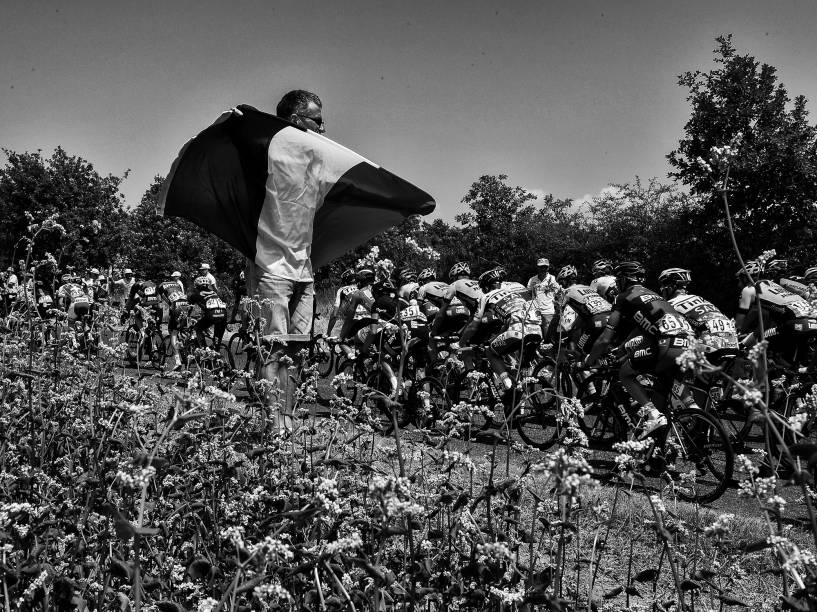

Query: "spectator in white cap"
left=527, top=257, right=560, bottom=335
left=199, top=263, right=217, bottom=289
left=113, top=268, right=136, bottom=315
left=83, top=267, right=100, bottom=300
left=171, top=270, right=185, bottom=292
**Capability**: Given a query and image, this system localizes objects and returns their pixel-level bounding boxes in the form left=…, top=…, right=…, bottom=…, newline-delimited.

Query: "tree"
left=121, top=177, right=245, bottom=293
left=0, top=147, right=127, bottom=272
left=668, top=35, right=817, bottom=262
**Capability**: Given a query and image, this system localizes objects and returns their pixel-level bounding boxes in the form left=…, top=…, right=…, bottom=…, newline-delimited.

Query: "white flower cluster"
left=404, top=236, right=440, bottom=261
left=477, top=541, right=512, bottom=561
left=369, top=474, right=424, bottom=517
left=704, top=513, right=734, bottom=538
left=197, top=597, right=219, bottom=612
left=249, top=535, right=294, bottom=561
left=612, top=439, right=650, bottom=474
left=204, top=386, right=237, bottom=402
left=116, top=465, right=157, bottom=489
left=324, top=531, right=363, bottom=555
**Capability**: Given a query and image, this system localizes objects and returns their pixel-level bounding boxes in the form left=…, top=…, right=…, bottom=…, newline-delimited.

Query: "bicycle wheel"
left=451, top=369, right=498, bottom=436
left=576, top=373, right=627, bottom=447
left=364, top=370, right=396, bottom=431
left=149, top=330, right=166, bottom=367
left=311, top=335, right=335, bottom=378
left=333, top=358, right=361, bottom=405
left=227, top=333, right=250, bottom=371
left=664, top=408, right=734, bottom=504
left=408, top=376, right=450, bottom=429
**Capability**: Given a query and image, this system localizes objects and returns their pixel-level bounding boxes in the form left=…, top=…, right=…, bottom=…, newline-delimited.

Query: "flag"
left=158, top=105, right=435, bottom=273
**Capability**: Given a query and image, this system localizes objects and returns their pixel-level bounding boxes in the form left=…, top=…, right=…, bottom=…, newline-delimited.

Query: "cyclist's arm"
left=430, top=287, right=455, bottom=336
left=735, top=286, right=754, bottom=331
left=585, top=310, right=621, bottom=365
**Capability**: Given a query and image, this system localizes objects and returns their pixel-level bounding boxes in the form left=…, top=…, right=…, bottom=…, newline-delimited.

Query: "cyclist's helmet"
left=372, top=279, right=396, bottom=297
left=340, top=268, right=355, bottom=284
left=194, top=276, right=212, bottom=289
left=60, top=273, right=72, bottom=283
left=766, top=259, right=788, bottom=276
left=356, top=267, right=375, bottom=284
left=557, top=265, right=578, bottom=284
left=804, top=266, right=817, bottom=284
left=736, top=260, right=761, bottom=278
left=658, top=267, right=692, bottom=287
left=478, top=267, right=507, bottom=291
left=417, top=268, right=436, bottom=284
left=592, top=259, right=613, bottom=277
left=398, top=268, right=418, bottom=284
left=171, top=271, right=182, bottom=279
left=448, top=261, right=471, bottom=280
left=613, top=261, right=646, bottom=284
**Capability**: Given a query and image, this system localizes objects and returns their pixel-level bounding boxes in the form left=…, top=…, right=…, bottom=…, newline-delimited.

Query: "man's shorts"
left=68, top=301, right=90, bottom=322
left=168, top=306, right=188, bottom=332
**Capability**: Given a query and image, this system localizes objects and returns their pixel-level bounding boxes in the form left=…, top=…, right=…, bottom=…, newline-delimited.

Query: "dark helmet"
left=340, top=268, right=355, bottom=284
left=765, top=259, right=788, bottom=276
left=557, top=265, right=578, bottom=284
left=372, top=279, right=396, bottom=298
left=417, top=268, right=436, bottom=284
left=398, top=268, right=418, bottom=284
left=736, top=260, right=761, bottom=278
left=478, top=267, right=506, bottom=291
left=592, top=259, right=613, bottom=277
left=448, top=261, right=471, bottom=280
left=658, top=267, right=692, bottom=287
left=613, top=261, right=646, bottom=284
left=804, top=266, right=817, bottom=284
left=356, top=267, right=375, bottom=284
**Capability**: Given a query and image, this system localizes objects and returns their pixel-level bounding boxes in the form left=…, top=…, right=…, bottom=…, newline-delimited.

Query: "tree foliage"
left=668, top=34, right=817, bottom=258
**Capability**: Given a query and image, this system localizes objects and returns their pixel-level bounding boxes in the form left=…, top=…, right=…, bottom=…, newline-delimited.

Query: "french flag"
left=158, top=105, right=435, bottom=271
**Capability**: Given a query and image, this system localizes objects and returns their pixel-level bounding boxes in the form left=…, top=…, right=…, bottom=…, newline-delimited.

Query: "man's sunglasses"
left=296, top=114, right=325, bottom=129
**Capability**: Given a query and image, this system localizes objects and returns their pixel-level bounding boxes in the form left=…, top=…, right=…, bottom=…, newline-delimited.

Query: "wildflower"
left=788, top=412, right=809, bottom=434
left=704, top=513, right=734, bottom=538
left=650, top=495, right=667, bottom=514
left=197, top=597, right=219, bottom=612
left=116, top=466, right=156, bottom=489
left=324, top=531, right=363, bottom=555
left=765, top=495, right=787, bottom=514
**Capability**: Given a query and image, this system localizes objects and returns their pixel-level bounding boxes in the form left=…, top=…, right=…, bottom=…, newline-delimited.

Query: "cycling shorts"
left=68, top=302, right=90, bottom=321
left=489, top=322, right=542, bottom=356
left=624, top=334, right=691, bottom=376
left=168, top=306, right=188, bottom=332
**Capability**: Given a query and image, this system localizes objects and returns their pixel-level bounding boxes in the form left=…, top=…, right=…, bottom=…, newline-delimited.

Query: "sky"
left=3, top=0, right=817, bottom=221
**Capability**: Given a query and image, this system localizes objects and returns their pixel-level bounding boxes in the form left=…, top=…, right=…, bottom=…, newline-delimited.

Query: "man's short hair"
left=276, top=90, right=322, bottom=118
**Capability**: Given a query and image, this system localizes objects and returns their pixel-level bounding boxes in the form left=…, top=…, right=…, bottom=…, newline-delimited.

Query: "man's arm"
left=429, top=286, right=455, bottom=337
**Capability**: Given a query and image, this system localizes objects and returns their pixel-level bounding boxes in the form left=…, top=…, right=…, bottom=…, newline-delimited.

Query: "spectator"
left=244, top=89, right=326, bottom=428
left=199, top=263, right=217, bottom=288
left=527, top=257, right=560, bottom=336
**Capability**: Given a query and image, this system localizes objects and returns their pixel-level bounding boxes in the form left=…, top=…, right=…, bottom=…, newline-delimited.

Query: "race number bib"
left=788, top=300, right=813, bottom=318
left=656, top=313, right=693, bottom=336
left=704, top=317, right=735, bottom=335
left=206, top=297, right=226, bottom=310
left=584, top=295, right=609, bottom=315
left=168, top=291, right=185, bottom=304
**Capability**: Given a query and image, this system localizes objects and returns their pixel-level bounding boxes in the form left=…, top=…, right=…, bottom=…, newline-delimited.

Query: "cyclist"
left=159, top=271, right=190, bottom=369
left=427, top=262, right=479, bottom=360
left=127, top=277, right=163, bottom=329
left=658, top=267, right=739, bottom=358
left=767, top=259, right=810, bottom=298
left=57, top=273, right=93, bottom=326
left=589, top=259, right=618, bottom=303
left=327, top=268, right=357, bottom=336
left=340, top=266, right=376, bottom=340
left=736, top=261, right=817, bottom=367
left=551, top=265, right=612, bottom=355
left=455, top=266, right=541, bottom=401
left=188, top=276, right=228, bottom=348
left=585, top=261, right=694, bottom=439
left=397, top=268, right=420, bottom=306
left=355, top=279, right=402, bottom=395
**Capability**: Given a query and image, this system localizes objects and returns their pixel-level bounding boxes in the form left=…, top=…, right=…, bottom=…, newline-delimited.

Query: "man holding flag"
left=159, top=88, right=435, bottom=425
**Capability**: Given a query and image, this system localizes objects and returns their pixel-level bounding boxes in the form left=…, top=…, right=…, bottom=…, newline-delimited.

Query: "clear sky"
left=3, top=0, right=817, bottom=220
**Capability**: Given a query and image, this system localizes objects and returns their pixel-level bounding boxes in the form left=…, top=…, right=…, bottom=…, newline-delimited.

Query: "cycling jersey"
left=739, top=280, right=814, bottom=327
left=333, top=284, right=358, bottom=317
left=57, top=282, right=92, bottom=321
left=158, top=280, right=188, bottom=307
left=348, top=287, right=374, bottom=320
left=590, top=275, right=618, bottom=303
left=475, top=286, right=541, bottom=329
left=129, top=281, right=160, bottom=308
left=614, top=285, right=693, bottom=340
left=398, top=282, right=420, bottom=304
left=443, top=278, right=483, bottom=314
left=669, top=293, right=738, bottom=352
left=779, top=278, right=810, bottom=299
left=560, top=284, right=612, bottom=322
left=416, top=281, right=448, bottom=317
left=188, top=289, right=227, bottom=321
